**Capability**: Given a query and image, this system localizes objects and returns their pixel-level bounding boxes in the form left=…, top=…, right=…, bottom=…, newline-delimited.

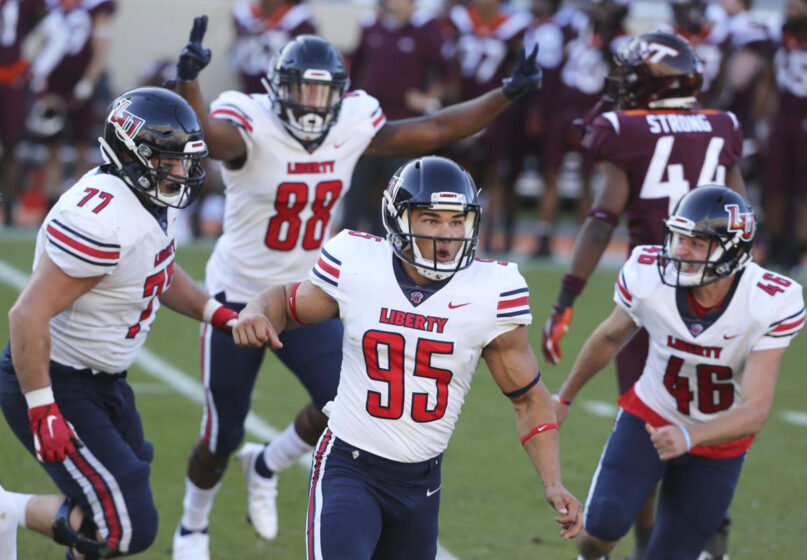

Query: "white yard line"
left=0, top=258, right=459, bottom=560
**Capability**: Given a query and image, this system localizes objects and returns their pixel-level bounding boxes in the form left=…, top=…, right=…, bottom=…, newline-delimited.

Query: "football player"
left=541, top=30, right=746, bottom=558
left=0, top=87, right=238, bottom=559
left=169, top=16, right=543, bottom=559
left=553, top=186, right=803, bottom=559
left=233, top=155, right=583, bottom=558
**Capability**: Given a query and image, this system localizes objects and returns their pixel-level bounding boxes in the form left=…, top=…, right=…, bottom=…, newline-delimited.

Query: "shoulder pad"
left=746, top=265, right=805, bottom=330
left=210, top=91, right=261, bottom=134
left=619, top=245, right=664, bottom=303
left=338, top=90, right=385, bottom=130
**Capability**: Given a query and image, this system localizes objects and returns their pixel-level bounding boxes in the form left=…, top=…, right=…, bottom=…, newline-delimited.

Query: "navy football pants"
left=199, top=294, right=342, bottom=455
left=0, top=346, right=157, bottom=555
left=306, top=429, right=443, bottom=560
left=584, top=409, right=744, bottom=559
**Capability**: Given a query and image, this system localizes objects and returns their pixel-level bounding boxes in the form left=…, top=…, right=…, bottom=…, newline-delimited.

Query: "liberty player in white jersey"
left=170, top=15, right=546, bottom=557
left=553, top=186, right=804, bottom=559
left=0, top=88, right=238, bottom=559
left=233, top=156, right=582, bottom=558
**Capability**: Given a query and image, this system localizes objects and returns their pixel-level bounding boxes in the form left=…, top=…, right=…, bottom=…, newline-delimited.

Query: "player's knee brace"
left=585, top=496, right=633, bottom=542
left=52, top=498, right=118, bottom=559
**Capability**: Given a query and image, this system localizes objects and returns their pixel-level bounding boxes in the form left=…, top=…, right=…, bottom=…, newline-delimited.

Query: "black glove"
left=502, top=44, right=542, bottom=100
left=177, top=15, right=212, bottom=82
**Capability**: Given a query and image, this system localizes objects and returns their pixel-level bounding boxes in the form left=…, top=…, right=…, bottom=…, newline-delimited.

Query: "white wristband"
left=678, top=424, right=692, bottom=452
left=24, top=386, right=55, bottom=409
left=202, top=298, right=223, bottom=323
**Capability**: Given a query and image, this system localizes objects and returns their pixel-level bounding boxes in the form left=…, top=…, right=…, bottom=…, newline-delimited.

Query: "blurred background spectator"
left=2, top=0, right=803, bottom=276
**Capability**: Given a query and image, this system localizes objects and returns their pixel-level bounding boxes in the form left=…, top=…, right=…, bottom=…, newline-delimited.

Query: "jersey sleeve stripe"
left=46, top=224, right=120, bottom=260
left=617, top=273, right=633, bottom=302
left=320, top=247, right=342, bottom=266
left=497, top=296, right=529, bottom=310
left=51, top=219, right=121, bottom=249
left=497, top=309, right=531, bottom=318
left=769, top=307, right=805, bottom=327
left=210, top=109, right=254, bottom=133
left=770, top=316, right=805, bottom=333
left=316, top=257, right=340, bottom=279
left=312, top=267, right=338, bottom=287
left=500, top=287, right=529, bottom=297
left=372, top=111, right=386, bottom=129
left=47, top=239, right=118, bottom=267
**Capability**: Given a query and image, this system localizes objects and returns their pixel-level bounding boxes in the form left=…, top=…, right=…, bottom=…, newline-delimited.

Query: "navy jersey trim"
left=47, top=239, right=117, bottom=267
left=500, top=287, right=529, bottom=297
left=312, top=268, right=338, bottom=287
left=51, top=219, right=121, bottom=249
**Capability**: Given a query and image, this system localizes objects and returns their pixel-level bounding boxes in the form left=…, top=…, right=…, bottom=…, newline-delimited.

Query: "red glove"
left=542, top=304, right=574, bottom=365
left=27, top=400, right=79, bottom=463
left=204, top=299, right=239, bottom=332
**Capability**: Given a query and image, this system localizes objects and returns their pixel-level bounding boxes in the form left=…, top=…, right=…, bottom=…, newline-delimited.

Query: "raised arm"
left=174, top=16, right=247, bottom=163
left=364, top=45, right=543, bottom=157
left=233, top=280, right=338, bottom=350
left=553, top=306, right=638, bottom=424
left=483, top=325, right=582, bottom=539
left=542, top=161, right=629, bottom=365
left=647, top=347, right=785, bottom=460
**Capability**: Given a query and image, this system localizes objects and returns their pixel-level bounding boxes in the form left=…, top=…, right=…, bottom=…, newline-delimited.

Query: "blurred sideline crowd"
left=1, top=0, right=806, bottom=271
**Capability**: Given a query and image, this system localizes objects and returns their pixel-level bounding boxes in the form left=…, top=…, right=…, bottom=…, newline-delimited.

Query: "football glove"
left=502, top=44, right=542, bottom=100
left=542, top=304, right=573, bottom=365
left=177, top=15, right=212, bottom=82
left=28, top=401, right=80, bottom=463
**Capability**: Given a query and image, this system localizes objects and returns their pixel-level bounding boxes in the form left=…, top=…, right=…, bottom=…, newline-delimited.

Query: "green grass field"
left=1, top=236, right=805, bottom=559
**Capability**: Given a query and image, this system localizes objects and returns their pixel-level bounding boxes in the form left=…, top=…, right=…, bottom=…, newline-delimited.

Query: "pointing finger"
left=190, top=15, right=208, bottom=43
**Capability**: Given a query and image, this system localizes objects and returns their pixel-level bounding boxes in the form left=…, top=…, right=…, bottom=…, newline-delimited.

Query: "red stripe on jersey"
left=772, top=316, right=805, bottom=332
left=210, top=109, right=253, bottom=133
left=317, top=258, right=340, bottom=279
left=372, top=112, right=386, bottom=128
left=71, top=451, right=121, bottom=549
left=46, top=224, right=120, bottom=260
left=497, top=296, right=529, bottom=310
left=617, top=278, right=632, bottom=302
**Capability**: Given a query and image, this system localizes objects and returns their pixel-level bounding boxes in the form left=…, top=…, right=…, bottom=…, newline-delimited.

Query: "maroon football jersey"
left=588, top=109, right=743, bottom=249
left=230, top=1, right=316, bottom=94
left=0, top=0, right=47, bottom=68
left=448, top=3, right=531, bottom=100
left=351, top=10, right=453, bottom=120
left=45, top=0, right=116, bottom=95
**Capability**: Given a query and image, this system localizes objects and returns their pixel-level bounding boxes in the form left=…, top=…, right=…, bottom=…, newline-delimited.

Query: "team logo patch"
left=725, top=204, right=755, bottom=242
left=410, top=291, right=424, bottom=304
left=689, top=323, right=704, bottom=337
left=637, top=40, right=680, bottom=63
left=108, top=99, right=145, bottom=142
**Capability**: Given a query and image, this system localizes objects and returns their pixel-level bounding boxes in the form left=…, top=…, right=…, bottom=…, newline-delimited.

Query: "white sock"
left=0, top=486, right=20, bottom=559
left=261, top=423, right=313, bottom=474
left=7, top=492, right=31, bottom=530
left=179, top=478, right=221, bottom=531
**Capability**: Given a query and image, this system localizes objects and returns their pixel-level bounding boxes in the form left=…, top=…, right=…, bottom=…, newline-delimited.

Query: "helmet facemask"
left=265, top=68, right=348, bottom=149
left=658, top=220, right=751, bottom=288
left=383, top=189, right=480, bottom=281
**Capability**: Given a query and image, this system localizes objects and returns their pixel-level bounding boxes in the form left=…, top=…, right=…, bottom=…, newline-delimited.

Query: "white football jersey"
left=309, top=230, right=533, bottom=462
left=34, top=169, right=179, bottom=374
left=204, top=90, right=387, bottom=302
left=615, top=246, right=804, bottom=433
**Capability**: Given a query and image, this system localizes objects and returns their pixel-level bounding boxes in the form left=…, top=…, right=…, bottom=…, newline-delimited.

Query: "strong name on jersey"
left=588, top=109, right=743, bottom=249
left=204, top=90, right=386, bottom=302
left=309, top=230, right=532, bottom=462
left=35, top=169, right=178, bottom=374
left=614, top=245, right=804, bottom=458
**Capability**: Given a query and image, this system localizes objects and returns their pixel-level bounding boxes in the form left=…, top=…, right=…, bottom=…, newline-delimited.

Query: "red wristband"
left=288, top=282, right=311, bottom=326
left=520, top=423, right=559, bottom=446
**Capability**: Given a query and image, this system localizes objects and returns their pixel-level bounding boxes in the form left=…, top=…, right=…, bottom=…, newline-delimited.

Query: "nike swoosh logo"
left=426, top=485, right=441, bottom=497
left=537, top=424, right=551, bottom=432
left=448, top=302, right=470, bottom=309
left=334, top=140, right=348, bottom=149
left=723, top=334, right=739, bottom=340
left=47, top=415, right=57, bottom=438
